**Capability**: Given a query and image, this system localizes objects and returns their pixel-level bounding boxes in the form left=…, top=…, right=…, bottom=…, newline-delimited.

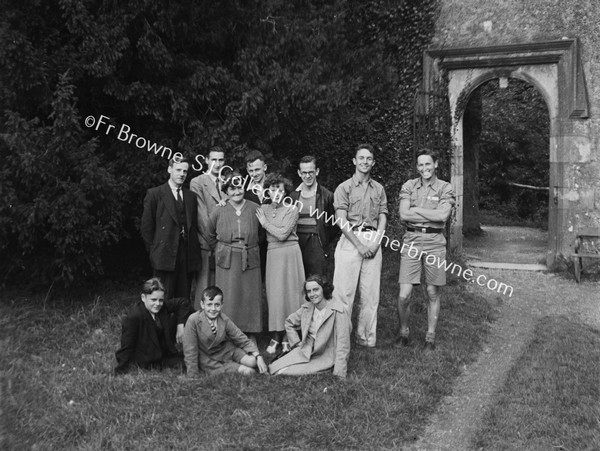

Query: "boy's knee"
left=237, top=365, right=255, bottom=376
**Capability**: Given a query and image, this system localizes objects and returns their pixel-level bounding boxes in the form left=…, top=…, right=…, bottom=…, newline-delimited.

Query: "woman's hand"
left=255, top=208, right=267, bottom=226
left=256, top=355, right=268, bottom=374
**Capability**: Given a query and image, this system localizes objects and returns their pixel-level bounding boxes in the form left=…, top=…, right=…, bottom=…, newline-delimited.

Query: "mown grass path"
left=407, top=269, right=600, bottom=451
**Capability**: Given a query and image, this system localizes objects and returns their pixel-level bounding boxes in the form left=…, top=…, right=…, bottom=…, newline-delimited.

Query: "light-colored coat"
left=183, top=310, right=258, bottom=376
left=269, top=298, right=351, bottom=378
left=190, top=173, right=228, bottom=250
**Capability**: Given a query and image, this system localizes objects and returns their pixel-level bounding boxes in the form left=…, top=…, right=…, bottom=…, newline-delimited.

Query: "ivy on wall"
left=0, top=0, right=439, bottom=286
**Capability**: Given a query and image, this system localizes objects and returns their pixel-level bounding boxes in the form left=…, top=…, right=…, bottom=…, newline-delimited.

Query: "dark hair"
left=169, top=155, right=190, bottom=167
left=299, top=155, right=318, bottom=167
left=416, top=147, right=439, bottom=163
left=355, top=143, right=375, bottom=158
left=245, top=150, right=266, bottom=165
left=202, top=286, right=223, bottom=301
left=221, top=170, right=244, bottom=193
left=141, top=277, right=165, bottom=295
left=304, top=274, right=334, bottom=301
left=208, top=146, right=225, bottom=158
left=264, top=172, right=293, bottom=196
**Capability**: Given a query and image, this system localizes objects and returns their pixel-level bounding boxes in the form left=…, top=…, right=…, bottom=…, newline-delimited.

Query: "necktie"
left=153, top=314, right=162, bottom=330
left=176, top=187, right=187, bottom=238
left=208, top=318, right=217, bottom=335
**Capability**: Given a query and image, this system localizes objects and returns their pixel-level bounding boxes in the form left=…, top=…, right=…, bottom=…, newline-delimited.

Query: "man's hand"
left=176, top=324, right=185, bottom=344
left=357, top=243, right=372, bottom=258
left=358, top=241, right=380, bottom=259
left=367, top=241, right=381, bottom=257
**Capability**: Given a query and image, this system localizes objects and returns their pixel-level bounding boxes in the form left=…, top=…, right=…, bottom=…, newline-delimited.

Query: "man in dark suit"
left=115, top=278, right=193, bottom=374
left=141, top=155, right=202, bottom=300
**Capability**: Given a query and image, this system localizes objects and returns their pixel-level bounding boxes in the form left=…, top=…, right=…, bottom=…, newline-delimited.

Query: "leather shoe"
left=394, top=335, right=410, bottom=348
left=423, top=341, right=436, bottom=351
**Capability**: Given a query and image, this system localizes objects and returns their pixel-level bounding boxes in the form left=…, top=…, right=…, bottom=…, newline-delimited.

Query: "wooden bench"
left=571, top=227, right=600, bottom=283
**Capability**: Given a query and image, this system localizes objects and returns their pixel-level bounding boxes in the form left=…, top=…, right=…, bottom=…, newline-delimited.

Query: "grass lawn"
left=1, top=250, right=495, bottom=450
left=472, top=316, right=600, bottom=451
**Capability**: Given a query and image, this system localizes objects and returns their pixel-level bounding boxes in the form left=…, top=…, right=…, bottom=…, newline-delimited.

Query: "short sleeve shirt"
left=334, top=175, right=388, bottom=229
left=399, top=176, right=455, bottom=229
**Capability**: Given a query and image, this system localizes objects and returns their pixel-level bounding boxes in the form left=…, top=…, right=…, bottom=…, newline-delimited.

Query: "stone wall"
left=433, top=0, right=600, bottom=264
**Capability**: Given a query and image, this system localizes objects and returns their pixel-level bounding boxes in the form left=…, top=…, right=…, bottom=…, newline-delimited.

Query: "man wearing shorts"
left=397, top=148, right=455, bottom=350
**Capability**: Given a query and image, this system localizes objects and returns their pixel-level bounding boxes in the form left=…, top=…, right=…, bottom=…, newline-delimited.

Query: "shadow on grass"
left=472, top=316, right=600, bottom=450
left=0, top=250, right=495, bottom=450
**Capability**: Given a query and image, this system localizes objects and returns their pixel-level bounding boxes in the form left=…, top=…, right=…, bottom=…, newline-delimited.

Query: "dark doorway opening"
left=462, top=78, right=550, bottom=265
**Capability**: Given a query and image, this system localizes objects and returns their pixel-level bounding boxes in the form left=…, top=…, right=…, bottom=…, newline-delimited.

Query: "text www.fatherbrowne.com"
left=86, top=116, right=514, bottom=299
left=231, top=180, right=514, bottom=298
left=304, top=203, right=514, bottom=297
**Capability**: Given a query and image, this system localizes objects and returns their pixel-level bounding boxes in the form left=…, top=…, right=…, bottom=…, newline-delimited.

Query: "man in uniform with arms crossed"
left=397, top=148, right=455, bottom=350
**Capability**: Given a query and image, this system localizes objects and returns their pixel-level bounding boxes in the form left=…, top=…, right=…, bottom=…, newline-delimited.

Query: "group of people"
left=116, top=143, right=455, bottom=378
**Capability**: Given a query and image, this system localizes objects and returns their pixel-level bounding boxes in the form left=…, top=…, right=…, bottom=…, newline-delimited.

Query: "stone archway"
left=423, top=39, right=589, bottom=267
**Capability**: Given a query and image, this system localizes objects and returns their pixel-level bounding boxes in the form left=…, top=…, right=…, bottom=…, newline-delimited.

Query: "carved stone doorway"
left=423, top=39, right=589, bottom=267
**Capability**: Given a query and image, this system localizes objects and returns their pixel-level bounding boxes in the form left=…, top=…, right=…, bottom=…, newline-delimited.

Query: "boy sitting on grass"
left=183, top=286, right=268, bottom=376
left=114, top=277, right=192, bottom=375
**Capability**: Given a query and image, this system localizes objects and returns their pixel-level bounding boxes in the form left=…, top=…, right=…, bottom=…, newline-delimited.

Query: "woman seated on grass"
left=114, top=277, right=192, bottom=375
left=269, top=274, right=351, bottom=378
left=183, top=286, right=268, bottom=376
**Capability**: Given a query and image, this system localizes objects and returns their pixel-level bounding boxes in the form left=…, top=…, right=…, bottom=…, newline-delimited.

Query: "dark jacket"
left=140, top=182, right=202, bottom=272
left=290, top=183, right=338, bottom=256
left=114, top=297, right=193, bottom=374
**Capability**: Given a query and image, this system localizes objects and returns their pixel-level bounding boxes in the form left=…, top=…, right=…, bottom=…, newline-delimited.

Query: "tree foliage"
left=0, top=0, right=439, bottom=286
left=477, top=79, right=550, bottom=224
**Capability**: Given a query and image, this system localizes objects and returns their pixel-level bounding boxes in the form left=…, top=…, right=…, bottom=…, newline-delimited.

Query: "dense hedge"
left=0, top=0, right=439, bottom=287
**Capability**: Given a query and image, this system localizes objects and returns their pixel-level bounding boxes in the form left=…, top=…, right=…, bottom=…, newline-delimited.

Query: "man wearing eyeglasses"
left=289, top=155, right=337, bottom=278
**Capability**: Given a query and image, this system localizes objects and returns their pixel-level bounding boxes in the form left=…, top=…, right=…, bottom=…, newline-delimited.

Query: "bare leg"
left=238, top=355, right=257, bottom=375
left=425, top=284, right=441, bottom=340
left=397, top=283, right=414, bottom=335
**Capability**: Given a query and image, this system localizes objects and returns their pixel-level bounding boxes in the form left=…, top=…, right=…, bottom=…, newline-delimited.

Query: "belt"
left=352, top=225, right=377, bottom=232
left=222, top=242, right=257, bottom=271
left=406, top=226, right=443, bottom=234
left=296, top=225, right=319, bottom=234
